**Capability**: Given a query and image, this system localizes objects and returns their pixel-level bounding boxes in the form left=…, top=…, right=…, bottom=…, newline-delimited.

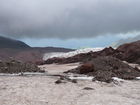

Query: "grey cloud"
left=115, top=35, right=140, bottom=47
left=0, top=0, right=140, bottom=38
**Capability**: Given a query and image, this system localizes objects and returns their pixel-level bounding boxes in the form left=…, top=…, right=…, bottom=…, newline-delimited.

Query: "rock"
left=35, top=60, right=45, bottom=65
left=55, top=79, right=62, bottom=84
left=78, top=63, right=94, bottom=74
left=0, top=60, right=41, bottom=73
left=83, top=87, right=94, bottom=90
left=67, top=63, right=94, bottom=74
left=66, top=56, right=140, bottom=82
left=60, top=76, right=65, bottom=80
left=117, top=40, right=140, bottom=64
left=71, top=79, right=77, bottom=83
left=38, top=70, right=46, bottom=73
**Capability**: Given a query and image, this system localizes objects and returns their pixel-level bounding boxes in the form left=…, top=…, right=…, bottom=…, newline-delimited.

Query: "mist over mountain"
left=115, top=35, right=140, bottom=47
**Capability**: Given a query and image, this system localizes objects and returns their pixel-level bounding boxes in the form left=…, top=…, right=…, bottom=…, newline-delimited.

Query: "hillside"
left=0, top=36, right=73, bottom=63
left=45, top=40, right=140, bottom=64
left=117, top=40, right=140, bottom=64
left=0, top=36, right=30, bottom=49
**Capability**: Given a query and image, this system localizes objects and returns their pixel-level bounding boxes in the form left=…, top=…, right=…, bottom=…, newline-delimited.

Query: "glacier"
left=43, top=47, right=103, bottom=60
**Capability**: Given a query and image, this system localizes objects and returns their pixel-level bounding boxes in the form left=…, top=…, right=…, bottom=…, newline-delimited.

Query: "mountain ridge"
left=0, top=36, right=30, bottom=49
left=0, top=36, right=73, bottom=63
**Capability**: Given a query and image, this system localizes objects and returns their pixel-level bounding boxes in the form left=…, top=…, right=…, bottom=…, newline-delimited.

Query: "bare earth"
left=0, top=63, right=140, bottom=105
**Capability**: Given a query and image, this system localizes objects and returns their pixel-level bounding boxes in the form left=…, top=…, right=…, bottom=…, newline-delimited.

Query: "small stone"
left=83, top=87, right=94, bottom=90
left=71, top=79, right=77, bottom=83
left=55, top=80, right=62, bottom=84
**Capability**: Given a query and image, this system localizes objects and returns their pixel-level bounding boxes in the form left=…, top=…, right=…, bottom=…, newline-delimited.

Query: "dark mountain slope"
left=0, top=36, right=73, bottom=63
left=0, top=36, right=30, bottom=49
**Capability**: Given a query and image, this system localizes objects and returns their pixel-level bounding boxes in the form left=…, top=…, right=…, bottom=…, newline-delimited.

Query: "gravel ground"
left=0, top=63, right=140, bottom=105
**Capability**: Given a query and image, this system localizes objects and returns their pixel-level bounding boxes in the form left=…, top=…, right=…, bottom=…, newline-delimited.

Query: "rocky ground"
left=0, top=63, right=140, bottom=105
left=0, top=60, right=43, bottom=73
left=66, top=57, right=140, bottom=82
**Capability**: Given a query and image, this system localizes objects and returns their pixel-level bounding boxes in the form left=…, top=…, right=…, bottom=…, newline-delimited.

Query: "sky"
left=0, top=0, right=140, bottom=48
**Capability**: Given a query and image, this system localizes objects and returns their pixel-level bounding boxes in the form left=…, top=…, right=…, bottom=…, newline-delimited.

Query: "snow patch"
left=68, top=76, right=94, bottom=81
left=136, top=77, right=140, bottom=80
left=112, top=77, right=124, bottom=82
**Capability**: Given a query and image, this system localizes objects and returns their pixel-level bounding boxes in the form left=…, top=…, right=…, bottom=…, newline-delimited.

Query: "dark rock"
left=66, top=63, right=94, bottom=74
left=66, top=56, right=140, bottom=82
left=78, top=63, right=94, bottom=74
left=55, top=79, right=62, bottom=84
left=116, top=40, right=140, bottom=64
left=71, top=79, right=77, bottom=83
left=38, top=70, right=46, bottom=73
left=35, top=60, right=45, bottom=65
left=0, top=60, right=41, bottom=73
left=60, top=76, right=65, bottom=80
left=83, top=87, right=94, bottom=90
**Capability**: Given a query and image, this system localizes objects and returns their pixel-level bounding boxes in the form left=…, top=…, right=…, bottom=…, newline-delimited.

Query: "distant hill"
left=0, top=36, right=74, bottom=63
left=0, top=36, right=30, bottom=49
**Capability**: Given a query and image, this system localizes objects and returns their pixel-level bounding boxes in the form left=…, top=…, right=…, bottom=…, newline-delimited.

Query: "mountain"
left=0, top=36, right=30, bottom=49
left=0, top=36, right=73, bottom=63
left=45, top=40, right=140, bottom=64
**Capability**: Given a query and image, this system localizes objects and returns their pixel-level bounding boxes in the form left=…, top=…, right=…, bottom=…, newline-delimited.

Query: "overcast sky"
left=0, top=0, right=140, bottom=48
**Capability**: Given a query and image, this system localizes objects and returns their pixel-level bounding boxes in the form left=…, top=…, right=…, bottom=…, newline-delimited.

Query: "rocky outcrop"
left=0, top=60, right=43, bottom=73
left=65, top=56, right=140, bottom=82
left=116, top=40, right=140, bottom=64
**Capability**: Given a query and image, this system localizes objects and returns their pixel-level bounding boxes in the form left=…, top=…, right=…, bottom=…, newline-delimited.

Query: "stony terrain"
left=0, top=63, right=140, bottom=105
left=66, top=56, right=140, bottom=82
left=0, top=60, right=42, bottom=73
left=45, top=40, right=140, bottom=65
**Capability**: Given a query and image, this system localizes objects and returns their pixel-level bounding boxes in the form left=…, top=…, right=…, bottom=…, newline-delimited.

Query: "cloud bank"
left=115, top=35, right=140, bottom=47
left=0, top=0, right=140, bottom=38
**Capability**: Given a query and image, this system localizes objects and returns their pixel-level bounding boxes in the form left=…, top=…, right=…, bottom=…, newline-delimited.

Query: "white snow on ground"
left=68, top=76, right=126, bottom=82
left=43, top=47, right=103, bottom=60
left=136, top=77, right=140, bottom=80
left=112, top=77, right=124, bottom=82
left=69, top=76, right=94, bottom=81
